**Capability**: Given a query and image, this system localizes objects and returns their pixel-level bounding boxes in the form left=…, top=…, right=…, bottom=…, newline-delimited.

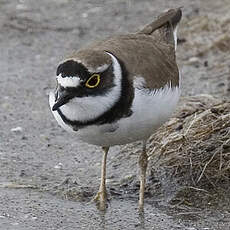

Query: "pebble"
left=82, top=13, right=88, bottom=18
left=187, top=57, right=200, bottom=67
left=16, top=4, right=27, bottom=10
left=10, top=126, right=23, bottom=133
left=11, top=222, right=19, bottom=226
left=24, top=214, right=37, bottom=220
left=54, top=163, right=63, bottom=169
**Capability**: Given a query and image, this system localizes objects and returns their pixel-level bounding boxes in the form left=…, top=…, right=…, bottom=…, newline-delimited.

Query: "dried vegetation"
left=149, top=95, right=230, bottom=191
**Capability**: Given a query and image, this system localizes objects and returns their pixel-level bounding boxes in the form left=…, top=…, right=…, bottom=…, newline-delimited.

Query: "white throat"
left=55, top=52, right=122, bottom=123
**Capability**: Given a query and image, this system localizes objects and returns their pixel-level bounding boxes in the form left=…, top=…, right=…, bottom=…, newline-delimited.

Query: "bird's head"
left=50, top=49, right=124, bottom=125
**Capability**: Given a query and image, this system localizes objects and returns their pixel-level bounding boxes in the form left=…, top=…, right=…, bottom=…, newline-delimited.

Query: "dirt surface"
left=0, top=0, right=230, bottom=229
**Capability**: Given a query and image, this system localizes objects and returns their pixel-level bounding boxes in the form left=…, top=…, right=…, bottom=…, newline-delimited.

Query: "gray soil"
left=0, top=0, right=230, bottom=229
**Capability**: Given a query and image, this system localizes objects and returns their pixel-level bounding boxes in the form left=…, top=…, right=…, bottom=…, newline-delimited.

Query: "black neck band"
left=57, top=54, right=134, bottom=131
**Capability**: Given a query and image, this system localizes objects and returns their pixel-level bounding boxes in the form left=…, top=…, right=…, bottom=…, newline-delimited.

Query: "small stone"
left=106, top=178, right=117, bottom=184
left=11, top=127, right=23, bottom=133
left=19, top=170, right=26, bottom=177
left=16, top=4, right=27, bottom=10
left=82, top=13, right=88, bottom=18
left=54, top=163, right=63, bottom=169
left=187, top=57, right=200, bottom=67
left=24, top=214, right=37, bottom=220
left=21, top=136, right=28, bottom=140
left=35, top=55, right=41, bottom=60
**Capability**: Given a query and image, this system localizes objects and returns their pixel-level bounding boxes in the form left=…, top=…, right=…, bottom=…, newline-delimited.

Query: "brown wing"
left=138, top=8, right=182, bottom=43
left=68, top=8, right=182, bottom=90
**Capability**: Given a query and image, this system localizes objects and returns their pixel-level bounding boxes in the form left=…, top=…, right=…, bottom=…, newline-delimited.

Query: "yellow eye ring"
left=85, top=74, right=100, bottom=88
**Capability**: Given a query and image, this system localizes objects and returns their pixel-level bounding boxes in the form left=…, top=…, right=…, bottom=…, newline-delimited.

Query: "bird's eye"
left=85, top=74, right=100, bottom=88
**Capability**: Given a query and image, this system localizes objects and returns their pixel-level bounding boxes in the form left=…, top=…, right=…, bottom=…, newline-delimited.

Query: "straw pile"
left=148, top=94, right=230, bottom=190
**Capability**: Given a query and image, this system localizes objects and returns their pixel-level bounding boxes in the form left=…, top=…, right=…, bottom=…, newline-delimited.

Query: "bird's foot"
left=91, top=190, right=107, bottom=211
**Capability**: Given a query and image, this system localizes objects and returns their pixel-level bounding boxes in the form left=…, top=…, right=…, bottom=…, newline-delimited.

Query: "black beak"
left=52, top=88, right=72, bottom=111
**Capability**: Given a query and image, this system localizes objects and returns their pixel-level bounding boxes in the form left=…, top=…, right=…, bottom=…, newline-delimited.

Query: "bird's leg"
left=138, top=140, right=148, bottom=211
left=93, top=146, right=109, bottom=211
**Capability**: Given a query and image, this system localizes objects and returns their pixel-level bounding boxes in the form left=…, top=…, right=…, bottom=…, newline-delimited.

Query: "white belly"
left=49, top=85, right=180, bottom=147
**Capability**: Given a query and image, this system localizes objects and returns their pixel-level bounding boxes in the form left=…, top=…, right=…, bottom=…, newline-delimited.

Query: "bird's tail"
left=137, top=8, right=182, bottom=50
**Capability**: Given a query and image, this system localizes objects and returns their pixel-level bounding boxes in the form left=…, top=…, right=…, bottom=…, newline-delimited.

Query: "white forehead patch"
left=56, top=74, right=80, bottom=88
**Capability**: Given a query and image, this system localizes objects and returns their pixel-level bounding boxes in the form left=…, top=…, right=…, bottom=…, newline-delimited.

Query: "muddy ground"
left=0, top=0, right=230, bottom=229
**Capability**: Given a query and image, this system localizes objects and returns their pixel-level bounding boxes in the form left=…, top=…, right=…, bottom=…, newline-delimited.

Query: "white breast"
left=50, top=66, right=180, bottom=146
left=61, top=83, right=180, bottom=146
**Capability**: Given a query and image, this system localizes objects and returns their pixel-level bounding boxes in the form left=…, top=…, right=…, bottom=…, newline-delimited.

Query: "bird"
left=49, top=8, right=182, bottom=211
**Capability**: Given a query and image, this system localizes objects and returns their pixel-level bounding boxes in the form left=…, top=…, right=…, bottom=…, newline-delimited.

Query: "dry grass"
left=149, top=94, right=230, bottom=189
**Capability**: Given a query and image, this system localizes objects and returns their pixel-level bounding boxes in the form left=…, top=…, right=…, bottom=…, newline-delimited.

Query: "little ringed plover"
left=49, top=8, right=182, bottom=211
